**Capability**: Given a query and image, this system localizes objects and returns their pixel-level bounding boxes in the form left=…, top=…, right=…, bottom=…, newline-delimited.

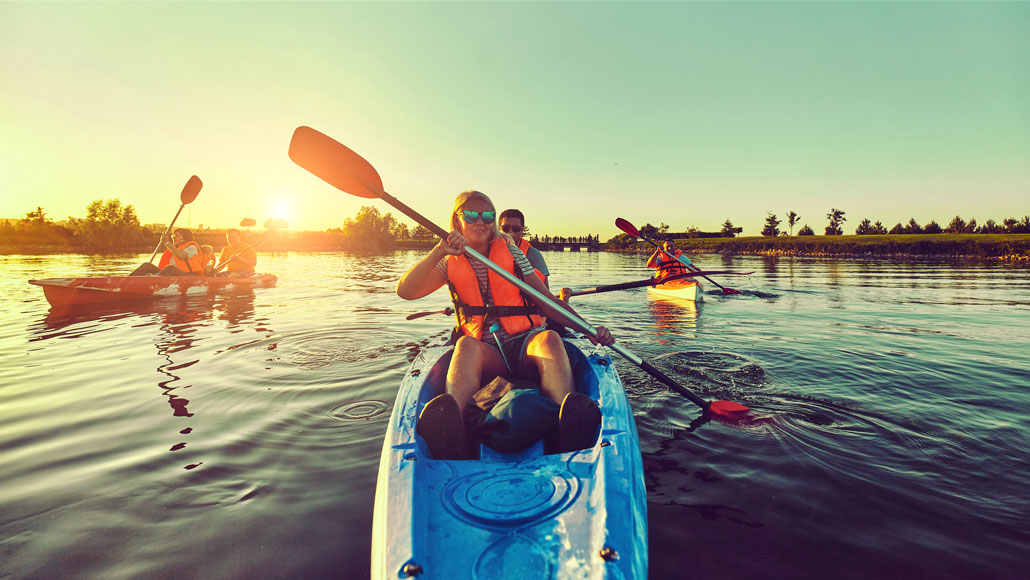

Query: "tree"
left=903, top=218, right=922, bottom=234
left=786, top=211, right=799, bottom=236
left=1003, top=217, right=1018, bottom=233
left=923, top=220, right=942, bottom=234
left=721, top=219, right=742, bottom=237
left=638, top=223, right=665, bottom=240
left=797, top=224, right=815, bottom=236
left=761, top=212, right=781, bottom=237
left=411, top=224, right=434, bottom=240
left=69, top=198, right=146, bottom=251
left=392, top=222, right=410, bottom=240
left=825, top=208, right=846, bottom=235
left=888, top=223, right=904, bottom=235
left=240, top=218, right=257, bottom=228
left=23, top=207, right=52, bottom=225
left=946, top=215, right=967, bottom=234
left=978, top=219, right=1003, bottom=234
left=855, top=219, right=874, bottom=235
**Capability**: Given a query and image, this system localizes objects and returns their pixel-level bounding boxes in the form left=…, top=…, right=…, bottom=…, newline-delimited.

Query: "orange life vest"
left=654, top=249, right=689, bottom=278
left=446, top=238, right=543, bottom=340
left=515, top=238, right=546, bottom=283
left=158, top=241, right=206, bottom=275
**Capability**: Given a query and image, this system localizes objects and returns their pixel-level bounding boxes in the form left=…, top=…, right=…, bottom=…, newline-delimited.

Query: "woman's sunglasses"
left=500, top=224, right=524, bottom=233
left=460, top=210, right=496, bottom=224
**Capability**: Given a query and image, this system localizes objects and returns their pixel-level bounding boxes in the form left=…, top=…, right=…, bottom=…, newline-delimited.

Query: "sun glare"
left=268, top=197, right=294, bottom=223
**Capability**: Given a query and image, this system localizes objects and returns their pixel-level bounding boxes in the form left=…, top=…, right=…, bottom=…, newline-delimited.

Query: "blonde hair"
left=450, top=190, right=512, bottom=245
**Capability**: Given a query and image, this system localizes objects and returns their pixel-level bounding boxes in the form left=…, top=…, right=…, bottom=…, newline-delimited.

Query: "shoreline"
left=3, top=234, right=1029, bottom=260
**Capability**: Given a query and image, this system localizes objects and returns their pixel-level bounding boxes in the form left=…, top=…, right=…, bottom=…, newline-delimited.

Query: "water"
left=1, top=251, right=1028, bottom=579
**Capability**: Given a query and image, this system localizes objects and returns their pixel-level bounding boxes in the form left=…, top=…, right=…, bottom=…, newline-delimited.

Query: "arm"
left=232, top=248, right=258, bottom=268
left=646, top=250, right=661, bottom=269
left=162, top=235, right=188, bottom=259
left=396, top=232, right=464, bottom=300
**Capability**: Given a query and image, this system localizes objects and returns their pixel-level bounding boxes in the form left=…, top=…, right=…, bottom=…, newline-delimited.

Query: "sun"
left=268, top=197, right=294, bottom=223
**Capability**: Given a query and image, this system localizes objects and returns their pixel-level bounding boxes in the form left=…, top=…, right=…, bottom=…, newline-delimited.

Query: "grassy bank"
left=663, top=234, right=1030, bottom=259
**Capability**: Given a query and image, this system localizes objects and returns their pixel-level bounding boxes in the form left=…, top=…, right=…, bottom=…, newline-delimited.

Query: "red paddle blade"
left=615, top=217, right=639, bottom=237
left=721, top=288, right=743, bottom=295
left=180, top=175, right=202, bottom=204
left=289, top=126, right=385, bottom=199
left=708, top=400, right=750, bottom=417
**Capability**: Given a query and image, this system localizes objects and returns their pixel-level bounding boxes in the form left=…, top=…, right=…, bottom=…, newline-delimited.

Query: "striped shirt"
left=436, top=244, right=539, bottom=349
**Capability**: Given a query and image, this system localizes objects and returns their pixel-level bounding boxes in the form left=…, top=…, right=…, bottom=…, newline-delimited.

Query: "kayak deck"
left=28, top=274, right=277, bottom=307
left=372, top=340, right=647, bottom=579
left=647, top=278, right=703, bottom=302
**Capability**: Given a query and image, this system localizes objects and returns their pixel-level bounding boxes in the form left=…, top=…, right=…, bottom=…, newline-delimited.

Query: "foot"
left=557, top=392, right=601, bottom=453
left=417, top=393, right=467, bottom=460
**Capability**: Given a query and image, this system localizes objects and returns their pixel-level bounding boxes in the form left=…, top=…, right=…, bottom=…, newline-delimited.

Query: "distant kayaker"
left=647, top=236, right=691, bottom=279
left=499, top=209, right=548, bottom=287
left=397, top=190, right=614, bottom=460
left=218, top=229, right=257, bottom=277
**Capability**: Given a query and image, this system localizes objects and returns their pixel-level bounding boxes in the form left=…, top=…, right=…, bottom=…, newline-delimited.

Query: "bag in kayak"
left=466, top=376, right=559, bottom=454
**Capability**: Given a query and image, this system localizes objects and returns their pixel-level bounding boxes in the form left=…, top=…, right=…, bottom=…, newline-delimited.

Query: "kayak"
left=28, top=274, right=277, bottom=307
left=371, top=340, right=647, bottom=579
left=647, top=277, right=703, bottom=302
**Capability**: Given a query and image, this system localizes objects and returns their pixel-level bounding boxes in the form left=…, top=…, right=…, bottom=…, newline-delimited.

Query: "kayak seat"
left=415, top=342, right=603, bottom=459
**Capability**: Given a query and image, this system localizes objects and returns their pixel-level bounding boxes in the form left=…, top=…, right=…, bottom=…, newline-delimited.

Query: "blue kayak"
left=371, top=340, right=648, bottom=579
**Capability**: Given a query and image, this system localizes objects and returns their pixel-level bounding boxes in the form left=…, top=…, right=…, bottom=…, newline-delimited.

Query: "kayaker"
left=647, top=236, right=691, bottom=279
left=499, top=208, right=548, bottom=287
left=218, top=229, right=257, bottom=277
left=155, top=229, right=206, bottom=276
left=397, top=190, right=614, bottom=460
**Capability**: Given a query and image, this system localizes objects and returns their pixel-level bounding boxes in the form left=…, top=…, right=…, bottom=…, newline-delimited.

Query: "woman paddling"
left=396, top=190, right=614, bottom=459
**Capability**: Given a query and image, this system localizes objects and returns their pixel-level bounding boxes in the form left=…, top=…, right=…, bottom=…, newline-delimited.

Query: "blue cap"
left=488, top=323, right=502, bottom=333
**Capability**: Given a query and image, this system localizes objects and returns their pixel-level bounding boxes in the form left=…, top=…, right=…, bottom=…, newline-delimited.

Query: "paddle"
left=213, top=229, right=275, bottom=274
left=405, top=307, right=455, bottom=321
left=143, top=176, right=203, bottom=267
left=569, top=270, right=753, bottom=297
left=616, top=218, right=743, bottom=295
left=288, top=126, right=748, bottom=417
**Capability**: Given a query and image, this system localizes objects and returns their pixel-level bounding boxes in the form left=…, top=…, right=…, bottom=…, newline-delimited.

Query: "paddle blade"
left=708, top=400, right=750, bottom=417
left=721, top=288, right=743, bottom=295
left=615, top=217, right=639, bottom=237
left=180, top=175, right=202, bottom=204
left=289, top=126, right=385, bottom=199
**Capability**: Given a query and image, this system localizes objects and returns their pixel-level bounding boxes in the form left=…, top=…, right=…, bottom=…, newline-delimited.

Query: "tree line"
left=760, top=209, right=1030, bottom=236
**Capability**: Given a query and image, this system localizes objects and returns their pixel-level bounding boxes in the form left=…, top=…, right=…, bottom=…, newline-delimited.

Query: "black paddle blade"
left=289, top=126, right=385, bottom=199
left=180, top=175, right=202, bottom=204
left=615, top=217, right=639, bottom=237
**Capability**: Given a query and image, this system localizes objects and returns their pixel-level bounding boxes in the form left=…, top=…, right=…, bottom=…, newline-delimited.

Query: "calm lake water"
left=1, top=250, right=1028, bottom=579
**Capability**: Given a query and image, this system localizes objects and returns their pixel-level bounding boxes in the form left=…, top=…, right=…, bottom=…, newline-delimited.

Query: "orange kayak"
left=29, top=274, right=277, bottom=307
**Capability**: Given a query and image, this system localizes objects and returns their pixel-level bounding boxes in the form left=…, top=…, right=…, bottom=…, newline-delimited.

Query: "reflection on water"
left=2, top=252, right=1029, bottom=580
left=647, top=293, right=699, bottom=341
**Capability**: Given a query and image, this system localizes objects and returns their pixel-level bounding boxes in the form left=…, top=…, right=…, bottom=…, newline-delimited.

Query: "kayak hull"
left=647, top=278, right=703, bottom=302
left=28, top=274, right=277, bottom=307
left=372, top=340, right=647, bottom=579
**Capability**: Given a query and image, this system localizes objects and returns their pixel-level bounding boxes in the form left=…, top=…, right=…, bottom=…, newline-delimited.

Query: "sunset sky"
left=2, top=2, right=1027, bottom=237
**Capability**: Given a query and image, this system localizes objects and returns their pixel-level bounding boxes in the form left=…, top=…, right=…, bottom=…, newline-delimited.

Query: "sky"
left=2, top=1, right=1027, bottom=238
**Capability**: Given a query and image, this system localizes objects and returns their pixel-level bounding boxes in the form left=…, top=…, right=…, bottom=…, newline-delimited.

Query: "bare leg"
left=446, top=335, right=507, bottom=419
left=521, top=330, right=575, bottom=405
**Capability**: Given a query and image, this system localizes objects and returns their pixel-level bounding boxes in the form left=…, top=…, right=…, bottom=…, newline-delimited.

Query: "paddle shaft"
left=570, top=271, right=746, bottom=296
left=377, top=190, right=714, bottom=411
left=148, top=204, right=187, bottom=263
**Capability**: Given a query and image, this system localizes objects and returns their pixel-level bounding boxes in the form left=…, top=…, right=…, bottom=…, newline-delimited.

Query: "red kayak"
left=28, top=274, right=277, bottom=307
